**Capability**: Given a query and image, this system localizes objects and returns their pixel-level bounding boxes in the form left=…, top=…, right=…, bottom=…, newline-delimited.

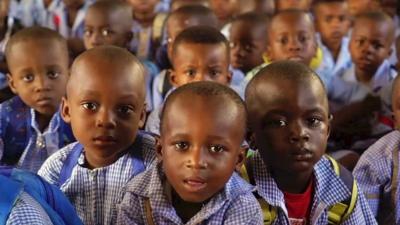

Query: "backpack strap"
left=326, top=155, right=358, bottom=224
left=144, top=198, right=156, bottom=225
left=152, top=13, right=167, bottom=44
left=59, top=143, right=83, bottom=186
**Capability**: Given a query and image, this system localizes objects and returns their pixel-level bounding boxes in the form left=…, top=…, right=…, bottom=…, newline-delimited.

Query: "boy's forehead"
left=353, top=18, right=394, bottom=41
left=271, top=13, right=313, bottom=30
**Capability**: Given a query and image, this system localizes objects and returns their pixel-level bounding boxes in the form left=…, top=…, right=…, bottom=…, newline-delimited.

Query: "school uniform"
left=0, top=96, right=75, bottom=173
left=15, top=0, right=60, bottom=27
left=317, top=36, right=352, bottom=78
left=353, top=130, right=400, bottom=224
left=38, top=131, right=156, bottom=225
left=249, top=152, right=377, bottom=224
left=117, top=163, right=263, bottom=225
left=49, top=1, right=92, bottom=39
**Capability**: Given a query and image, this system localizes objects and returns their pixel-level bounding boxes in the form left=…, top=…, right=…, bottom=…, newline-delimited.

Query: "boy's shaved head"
left=5, top=26, right=68, bottom=63
left=161, top=81, right=247, bottom=138
left=354, top=11, right=395, bottom=43
left=168, top=5, right=218, bottom=29
left=245, top=60, right=327, bottom=109
left=172, top=25, right=229, bottom=59
left=68, top=46, right=146, bottom=100
left=88, top=0, right=133, bottom=30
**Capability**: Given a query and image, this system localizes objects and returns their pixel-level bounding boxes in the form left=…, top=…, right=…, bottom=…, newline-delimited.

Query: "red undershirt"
left=283, top=178, right=314, bottom=225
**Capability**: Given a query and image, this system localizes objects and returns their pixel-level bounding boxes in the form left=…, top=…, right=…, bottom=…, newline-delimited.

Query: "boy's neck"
left=355, top=68, right=376, bottom=85
left=170, top=186, right=204, bottom=223
left=35, top=112, right=53, bottom=132
left=272, top=169, right=314, bottom=194
left=83, top=147, right=128, bottom=169
left=133, top=11, right=156, bottom=27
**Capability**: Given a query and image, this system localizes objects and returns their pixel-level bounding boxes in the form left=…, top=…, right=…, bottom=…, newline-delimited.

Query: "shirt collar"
left=30, top=109, right=61, bottom=135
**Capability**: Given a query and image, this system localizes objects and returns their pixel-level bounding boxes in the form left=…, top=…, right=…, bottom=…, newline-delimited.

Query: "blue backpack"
left=0, top=167, right=83, bottom=225
left=58, top=131, right=148, bottom=186
left=0, top=96, right=75, bottom=165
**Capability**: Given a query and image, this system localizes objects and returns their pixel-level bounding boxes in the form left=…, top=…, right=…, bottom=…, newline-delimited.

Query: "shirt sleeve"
left=116, top=192, right=144, bottom=225
left=223, top=193, right=263, bottom=225
left=6, top=192, right=54, bottom=225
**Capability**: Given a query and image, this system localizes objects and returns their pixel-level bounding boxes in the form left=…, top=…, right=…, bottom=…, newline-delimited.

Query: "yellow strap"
left=262, top=47, right=323, bottom=70
left=144, top=198, right=155, bottom=225
left=152, top=13, right=167, bottom=42
left=326, top=155, right=340, bottom=175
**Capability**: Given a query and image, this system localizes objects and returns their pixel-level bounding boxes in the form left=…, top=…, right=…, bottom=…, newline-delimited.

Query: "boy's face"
left=230, top=21, right=267, bottom=73
left=0, top=0, right=9, bottom=22
left=349, top=19, right=393, bottom=76
left=267, top=14, right=317, bottom=66
left=159, top=94, right=245, bottom=202
left=171, top=43, right=231, bottom=87
left=84, top=8, right=131, bottom=49
left=247, top=77, right=330, bottom=175
left=276, top=0, right=311, bottom=11
left=314, top=2, right=350, bottom=51
left=166, top=16, right=199, bottom=60
left=127, top=0, right=159, bottom=14
left=62, top=57, right=146, bottom=161
left=7, top=40, right=68, bottom=117
left=210, top=0, right=239, bottom=22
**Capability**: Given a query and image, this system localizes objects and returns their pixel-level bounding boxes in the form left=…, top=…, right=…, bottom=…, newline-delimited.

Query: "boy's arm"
left=37, top=145, right=72, bottom=186
left=116, top=192, right=144, bottom=225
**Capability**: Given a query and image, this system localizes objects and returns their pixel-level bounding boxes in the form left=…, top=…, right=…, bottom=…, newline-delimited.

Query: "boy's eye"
left=307, top=117, right=322, bottom=127
left=174, top=142, right=189, bottom=151
left=47, top=71, right=60, bottom=79
left=185, top=69, right=196, bottom=77
left=82, top=102, right=98, bottom=111
left=117, top=105, right=134, bottom=115
left=278, top=37, right=288, bottom=45
left=209, top=144, right=225, bottom=153
left=84, top=29, right=93, bottom=37
left=22, top=74, right=34, bottom=82
left=229, top=42, right=236, bottom=48
left=299, top=34, right=308, bottom=43
left=101, top=29, right=112, bottom=37
left=266, top=119, right=287, bottom=128
left=209, top=69, right=221, bottom=78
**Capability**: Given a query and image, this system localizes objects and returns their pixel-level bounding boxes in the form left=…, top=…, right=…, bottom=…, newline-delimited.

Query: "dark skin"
left=247, top=76, right=330, bottom=193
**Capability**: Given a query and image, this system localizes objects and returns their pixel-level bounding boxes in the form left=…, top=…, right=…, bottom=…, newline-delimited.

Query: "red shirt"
left=283, top=179, right=314, bottom=225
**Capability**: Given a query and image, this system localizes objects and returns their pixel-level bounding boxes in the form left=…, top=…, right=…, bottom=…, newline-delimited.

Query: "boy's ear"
left=155, top=136, right=163, bottom=161
left=235, top=145, right=247, bottom=171
left=169, top=69, right=180, bottom=88
left=61, top=97, right=71, bottom=123
left=7, top=73, right=18, bottom=94
left=327, top=114, right=333, bottom=138
left=138, top=102, right=147, bottom=128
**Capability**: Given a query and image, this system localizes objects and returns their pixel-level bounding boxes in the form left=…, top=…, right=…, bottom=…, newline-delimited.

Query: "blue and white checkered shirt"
left=6, top=192, right=53, bottom=225
left=117, top=164, right=263, bottom=225
left=249, top=152, right=377, bottom=224
left=353, top=130, right=400, bottom=224
left=38, top=133, right=157, bottom=225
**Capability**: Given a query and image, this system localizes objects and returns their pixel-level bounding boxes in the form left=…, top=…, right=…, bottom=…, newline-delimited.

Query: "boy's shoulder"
left=0, top=96, right=29, bottom=112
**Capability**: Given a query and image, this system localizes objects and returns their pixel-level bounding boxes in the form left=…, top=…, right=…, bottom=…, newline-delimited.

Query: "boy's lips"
left=93, top=135, right=117, bottom=145
left=183, top=176, right=207, bottom=192
left=291, top=147, right=313, bottom=161
left=36, top=97, right=53, bottom=105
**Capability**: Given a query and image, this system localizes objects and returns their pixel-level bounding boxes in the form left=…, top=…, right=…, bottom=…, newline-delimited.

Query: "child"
left=243, top=10, right=331, bottom=94
left=245, top=60, right=377, bottom=224
left=0, top=27, right=73, bottom=172
left=353, top=74, right=400, bottom=224
left=1, top=167, right=82, bottom=225
left=313, top=0, right=352, bottom=78
left=118, top=81, right=262, bottom=224
left=50, top=0, right=92, bottom=57
left=146, top=25, right=232, bottom=135
left=275, top=0, right=312, bottom=11
left=328, top=11, right=397, bottom=151
left=38, top=46, right=156, bottom=225
left=229, top=12, right=268, bottom=75
left=209, top=0, right=240, bottom=29
left=127, top=0, right=165, bottom=60
left=83, top=0, right=159, bottom=112
left=152, top=5, right=219, bottom=107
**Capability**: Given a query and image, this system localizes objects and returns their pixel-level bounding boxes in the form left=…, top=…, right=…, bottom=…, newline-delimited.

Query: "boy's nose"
left=34, top=75, right=51, bottom=92
left=186, top=147, right=208, bottom=169
left=288, top=39, right=301, bottom=52
left=289, top=121, right=310, bottom=143
left=96, top=109, right=117, bottom=129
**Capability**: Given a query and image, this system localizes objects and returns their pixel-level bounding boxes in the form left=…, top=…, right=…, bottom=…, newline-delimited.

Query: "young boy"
left=229, top=12, right=268, bottom=75
left=83, top=0, right=159, bottom=112
left=313, top=0, right=352, bottom=78
left=328, top=11, right=397, bottom=151
left=245, top=60, right=377, bottom=224
left=353, top=74, right=400, bottom=224
left=38, top=46, right=156, bottom=225
left=209, top=0, right=240, bottom=29
left=242, top=10, right=330, bottom=95
left=127, top=0, right=164, bottom=60
left=146, top=26, right=232, bottom=135
left=152, top=5, right=219, bottom=107
left=118, top=81, right=262, bottom=224
left=0, top=27, right=73, bottom=172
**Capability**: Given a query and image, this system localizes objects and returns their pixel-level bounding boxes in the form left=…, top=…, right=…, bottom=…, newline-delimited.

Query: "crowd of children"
left=0, top=0, right=399, bottom=224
